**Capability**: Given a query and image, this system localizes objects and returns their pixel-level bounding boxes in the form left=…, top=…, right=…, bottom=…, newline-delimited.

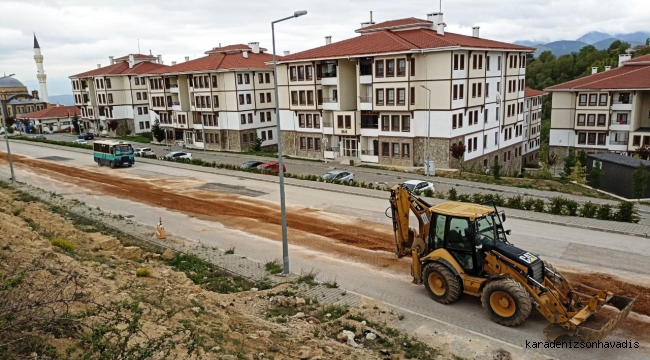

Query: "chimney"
left=97, top=64, right=101, bottom=68
left=248, top=42, right=260, bottom=54
left=325, top=36, right=332, bottom=45
left=109, top=56, right=114, bottom=65
left=592, top=67, right=598, bottom=75
left=427, top=12, right=443, bottom=29
left=185, top=56, right=190, bottom=62
left=605, top=66, right=612, bottom=71
left=128, top=54, right=135, bottom=68
left=243, top=51, right=248, bottom=58
left=437, top=22, right=446, bottom=36
left=171, top=61, right=177, bottom=66
left=284, top=51, right=290, bottom=56
left=472, top=26, right=480, bottom=38
left=619, top=53, right=632, bottom=67
left=157, top=54, right=162, bottom=64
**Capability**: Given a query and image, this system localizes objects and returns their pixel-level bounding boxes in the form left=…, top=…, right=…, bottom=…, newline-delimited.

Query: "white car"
left=402, top=180, right=435, bottom=193
left=164, top=151, right=192, bottom=160
left=72, top=139, right=87, bottom=145
left=134, top=147, right=155, bottom=156
left=322, top=170, right=355, bottom=183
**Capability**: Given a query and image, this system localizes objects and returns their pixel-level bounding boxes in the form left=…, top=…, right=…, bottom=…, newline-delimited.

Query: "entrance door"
left=344, top=138, right=358, bottom=157
left=373, top=139, right=379, bottom=156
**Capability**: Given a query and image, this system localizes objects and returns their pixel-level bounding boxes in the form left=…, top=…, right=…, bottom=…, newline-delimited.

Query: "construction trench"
left=1, top=152, right=649, bottom=341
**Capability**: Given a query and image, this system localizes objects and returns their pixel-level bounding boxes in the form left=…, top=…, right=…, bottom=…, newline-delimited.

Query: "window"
left=137, top=92, right=142, bottom=100
left=299, top=114, right=305, bottom=128
left=300, top=137, right=306, bottom=150
left=597, top=114, right=606, bottom=126
left=247, top=113, right=253, bottom=123
left=397, top=88, right=406, bottom=105
left=633, top=135, right=641, bottom=146
left=237, top=74, right=243, bottom=84
left=402, top=144, right=410, bottom=158
left=472, top=83, right=477, bottom=98
left=597, top=133, right=606, bottom=145
left=290, top=67, right=297, bottom=81
left=579, top=94, right=587, bottom=106
left=244, top=74, right=250, bottom=84
left=239, top=94, right=245, bottom=105
left=392, top=143, right=400, bottom=158
left=382, top=142, right=390, bottom=157
left=306, top=65, right=313, bottom=81
left=260, top=112, right=265, bottom=122
left=587, top=133, right=596, bottom=145
left=345, top=115, right=351, bottom=129
left=381, top=115, right=389, bottom=131
left=315, top=138, right=321, bottom=151
left=308, top=138, right=314, bottom=150
left=134, top=78, right=140, bottom=85
left=397, top=59, right=406, bottom=76
left=291, top=91, right=298, bottom=105
left=212, top=75, right=217, bottom=88
left=484, top=109, right=489, bottom=123
left=260, top=131, right=266, bottom=141
left=618, top=93, right=631, bottom=104
left=388, top=115, right=399, bottom=131
left=337, top=115, right=344, bottom=128
left=469, top=111, right=473, bottom=124
left=484, top=134, right=488, bottom=148
left=616, top=113, right=629, bottom=124
left=387, top=59, right=395, bottom=77
left=376, top=89, right=384, bottom=105
left=495, top=131, right=498, bottom=145
left=410, top=87, right=415, bottom=105
left=317, top=89, right=323, bottom=105
left=240, top=114, right=246, bottom=124
left=454, top=54, right=465, bottom=70
left=588, top=94, right=597, bottom=106
left=452, top=114, right=457, bottom=129
left=246, top=94, right=252, bottom=104
left=258, top=74, right=264, bottom=84
left=267, top=93, right=271, bottom=103
left=299, top=91, right=306, bottom=105
left=105, top=79, right=111, bottom=89
left=298, top=66, right=305, bottom=81
left=268, top=130, right=273, bottom=140
left=459, top=84, right=464, bottom=99
left=267, top=112, right=272, bottom=122
left=138, top=107, right=143, bottom=115
left=587, top=114, right=596, bottom=126
left=375, top=60, right=384, bottom=77
left=478, top=83, right=482, bottom=97
left=402, top=116, right=410, bottom=132
left=214, top=95, right=219, bottom=107
left=410, top=58, right=416, bottom=76
left=306, top=114, right=313, bottom=128
left=107, top=94, right=113, bottom=104
left=453, top=85, right=458, bottom=100
left=142, top=92, right=147, bottom=100
left=599, top=94, right=608, bottom=106
left=468, top=138, right=473, bottom=152
left=260, top=93, right=265, bottom=103
left=307, top=91, right=314, bottom=105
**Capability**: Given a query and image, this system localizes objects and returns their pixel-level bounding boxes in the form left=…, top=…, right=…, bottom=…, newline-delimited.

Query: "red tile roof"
left=147, top=51, right=278, bottom=75
left=70, top=61, right=167, bottom=78
left=18, top=105, right=80, bottom=119
left=524, top=88, right=547, bottom=98
left=625, top=54, right=650, bottom=64
left=279, top=27, right=533, bottom=63
left=114, top=54, right=158, bottom=61
left=545, top=64, right=650, bottom=91
left=204, top=44, right=268, bottom=54
left=355, top=17, right=432, bottom=33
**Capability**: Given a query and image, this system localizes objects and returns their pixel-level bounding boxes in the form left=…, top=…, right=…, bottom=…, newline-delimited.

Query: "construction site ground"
left=1, top=142, right=650, bottom=359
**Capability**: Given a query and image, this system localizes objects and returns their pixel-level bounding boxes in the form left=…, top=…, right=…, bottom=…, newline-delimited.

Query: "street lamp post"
left=420, top=85, right=432, bottom=177
left=0, top=74, right=16, bottom=183
left=272, top=10, right=308, bottom=276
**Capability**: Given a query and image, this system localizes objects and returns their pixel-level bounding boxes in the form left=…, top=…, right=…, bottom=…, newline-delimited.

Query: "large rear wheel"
left=481, top=279, right=532, bottom=326
left=423, top=262, right=462, bottom=304
left=109, top=161, right=115, bottom=169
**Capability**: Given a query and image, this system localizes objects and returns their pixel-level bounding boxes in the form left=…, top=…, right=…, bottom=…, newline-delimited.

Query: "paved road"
left=2, top=141, right=648, bottom=360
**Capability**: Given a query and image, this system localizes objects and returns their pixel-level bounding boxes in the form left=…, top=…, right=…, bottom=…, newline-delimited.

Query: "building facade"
left=546, top=54, right=650, bottom=156
left=143, top=43, right=279, bottom=151
left=0, top=76, right=48, bottom=124
left=522, top=88, right=545, bottom=166
left=69, top=54, right=167, bottom=135
left=274, top=13, right=535, bottom=172
left=18, top=105, right=80, bottom=133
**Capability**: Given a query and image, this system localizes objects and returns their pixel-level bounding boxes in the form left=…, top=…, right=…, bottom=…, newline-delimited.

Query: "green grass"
left=317, top=304, right=349, bottom=322
left=224, top=246, right=236, bottom=255
left=265, top=260, right=283, bottom=275
left=297, top=270, right=318, bottom=286
left=165, top=253, right=260, bottom=293
left=115, top=135, right=153, bottom=144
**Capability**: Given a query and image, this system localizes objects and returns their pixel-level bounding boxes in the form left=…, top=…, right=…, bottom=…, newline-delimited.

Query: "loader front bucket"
left=544, top=295, right=636, bottom=342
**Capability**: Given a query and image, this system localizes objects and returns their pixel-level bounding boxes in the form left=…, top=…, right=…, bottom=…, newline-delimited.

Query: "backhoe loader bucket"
left=544, top=294, right=636, bottom=342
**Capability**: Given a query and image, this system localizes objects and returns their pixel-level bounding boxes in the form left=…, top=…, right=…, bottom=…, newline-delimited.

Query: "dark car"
left=256, top=161, right=286, bottom=174
left=240, top=160, right=265, bottom=170
left=78, top=133, right=94, bottom=140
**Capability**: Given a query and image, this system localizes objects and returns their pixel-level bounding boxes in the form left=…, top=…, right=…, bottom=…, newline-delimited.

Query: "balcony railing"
left=611, top=118, right=629, bottom=125
left=172, top=102, right=180, bottom=106
left=360, top=119, right=378, bottom=129
left=610, top=139, right=629, bottom=145
left=322, top=70, right=337, bottom=78
left=359, top=97, right=372, bottom=103
left=361, top=149, right=378, bottom=156
left=613, top=99, right=633, bottom=105
left=326, top=146, right=339, bottom=152
left=171, top=84, right=179, bottom=88
left=360, top=63, right=372, bottom=76
left=323, top=97, right=338, bottom=103
left=322, top=120, right=333, bottom=128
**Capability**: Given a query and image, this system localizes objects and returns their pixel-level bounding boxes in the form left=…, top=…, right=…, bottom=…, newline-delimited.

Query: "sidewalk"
left=10, top=139, right=650, bottom=238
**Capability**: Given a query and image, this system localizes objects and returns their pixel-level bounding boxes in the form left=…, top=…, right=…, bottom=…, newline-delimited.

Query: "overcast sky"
left=1, top=0, right=648, bottom=97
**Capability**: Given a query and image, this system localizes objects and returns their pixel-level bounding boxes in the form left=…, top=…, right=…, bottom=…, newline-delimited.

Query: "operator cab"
left=428, top=202, right=510, bottom=276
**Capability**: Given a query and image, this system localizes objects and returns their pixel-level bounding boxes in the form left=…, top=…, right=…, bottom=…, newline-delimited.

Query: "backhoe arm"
left=389, top=184, right=433, bottom=258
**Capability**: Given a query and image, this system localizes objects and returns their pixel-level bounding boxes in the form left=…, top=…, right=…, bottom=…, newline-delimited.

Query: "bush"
left=532, top=199, right=545, bottom=213
left=434, top=191, right=445, bottom=199
left=505, top=195, right=524, bottom=210
left=596, top=204, right=613, bottom=221
left=548, top=197, right=565, bottom=215
left=447, top=188, right=458, bottom=201
left=565, top=199, right=579, bottom=216
left=136, top=268, right=152, bottom=277
left=523, top=197, right=536, bottom=211
left=580, top=201, right=598, bottom=218
left=615, top=201, right=638, bottom=223
left=51, top=238, right=75, bottom=252
left=472, top=193, right=485, bottom=204
left=492, top=194, right=505, bottom=207
left=423, top=188, right=434, bottom=197
left=491, top=162, right=502, bottom=180
left=413, top=189, right=422, bottom=196
left=457, top=193, right=471, bottom=203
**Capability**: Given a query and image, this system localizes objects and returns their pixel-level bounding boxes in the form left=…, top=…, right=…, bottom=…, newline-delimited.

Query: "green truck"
left=93, top=140, right=135, bottom=168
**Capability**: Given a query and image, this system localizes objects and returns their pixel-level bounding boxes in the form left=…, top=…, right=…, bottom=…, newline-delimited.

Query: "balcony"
left=170, top=85, right=180, bottom=93
left=321, top=68, right=337, bottom=85
left=322, top=97, right=338, bottom=111
left=612, top=99, right=633, bottom=111
left=171, top=102, right=181, bottom=111
left=359, top=97, right=373, bottom=111
left=83, top=86, right=89, bottom=92
left=359, top=75, right=372, bottom=84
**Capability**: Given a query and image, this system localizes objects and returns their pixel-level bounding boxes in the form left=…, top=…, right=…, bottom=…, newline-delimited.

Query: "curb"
left=10, top=139, right=650, bottom=239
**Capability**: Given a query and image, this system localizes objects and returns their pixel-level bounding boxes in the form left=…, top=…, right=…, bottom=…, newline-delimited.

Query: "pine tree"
left=567, top=160, right=586, bottom=184
left=588, top=161, right=604, bottom=188
left=151, top=120, right=165, bottom=143
left=632, top=162, right=650, bottom=199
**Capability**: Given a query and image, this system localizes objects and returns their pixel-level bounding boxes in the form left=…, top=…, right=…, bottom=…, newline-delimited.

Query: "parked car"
left=240, top=160, right=265, bottom=170
left=164, top=151, right=192, bottom=160
left=322, top=170, right=355, bottom=183
left=256, top=161, right=286, bottom=174
left=401, top=180, right=435, bottom=193
left=33, top=134, right=46, bottom=139
left=134, top=147, right=155, bottom=156
left=78, top=133, right=94, bottom=140
left=72, top=139, right=88, bottom=145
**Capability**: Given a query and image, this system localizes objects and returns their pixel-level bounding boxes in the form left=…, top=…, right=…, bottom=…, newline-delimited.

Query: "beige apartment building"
left=144, top=43, right=278, bottom=151
left=546, top=54, right=650, bottom=155
left=274, top=13, right=535, bottom=172
left=522, top=88, right=546, bottom=165
left=69, top=54, right=167, bottom=135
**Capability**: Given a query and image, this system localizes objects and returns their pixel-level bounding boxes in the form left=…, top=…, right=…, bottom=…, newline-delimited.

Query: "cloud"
left=1, top=0, right=648, bottom=95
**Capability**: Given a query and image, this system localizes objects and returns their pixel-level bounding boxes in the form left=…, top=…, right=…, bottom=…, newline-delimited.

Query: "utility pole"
left=421, top=85, right=432, bottom=177
left=0, top=95, right=16, bottom=183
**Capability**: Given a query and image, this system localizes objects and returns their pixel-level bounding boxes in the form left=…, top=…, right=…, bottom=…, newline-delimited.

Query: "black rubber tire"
left=109, top=161, right=115, bottom=169
left=423, top=262, right=462, bottom=304
left=481, top=279, right=532, bottom=327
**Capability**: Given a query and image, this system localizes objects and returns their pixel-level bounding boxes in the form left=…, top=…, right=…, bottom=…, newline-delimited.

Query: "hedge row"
left=13, top=136, right=93, bottom=150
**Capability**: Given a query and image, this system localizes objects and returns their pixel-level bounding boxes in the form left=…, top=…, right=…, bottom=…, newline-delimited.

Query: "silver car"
left=402, top=180, right=435, bottom=192
left=134, top=147, right=155, bottom=156
left=322, top=170, right=355, bottom=183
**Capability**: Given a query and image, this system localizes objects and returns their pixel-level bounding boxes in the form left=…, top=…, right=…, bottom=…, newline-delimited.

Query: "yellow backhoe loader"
left=388, top=184, right=635, bottom=341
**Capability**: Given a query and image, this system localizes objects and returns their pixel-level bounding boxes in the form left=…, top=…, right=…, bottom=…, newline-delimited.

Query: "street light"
left=0, top=74, right=16, bottom=183
left=420, top=85, right=432, bottom=177
left=272, top=10, right=308, bottom=276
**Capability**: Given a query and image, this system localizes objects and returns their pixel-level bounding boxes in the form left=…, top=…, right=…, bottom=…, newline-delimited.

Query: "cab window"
left=431, top=214, right=446, bottom=250
left=446, top=217, right=471, bottom=251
